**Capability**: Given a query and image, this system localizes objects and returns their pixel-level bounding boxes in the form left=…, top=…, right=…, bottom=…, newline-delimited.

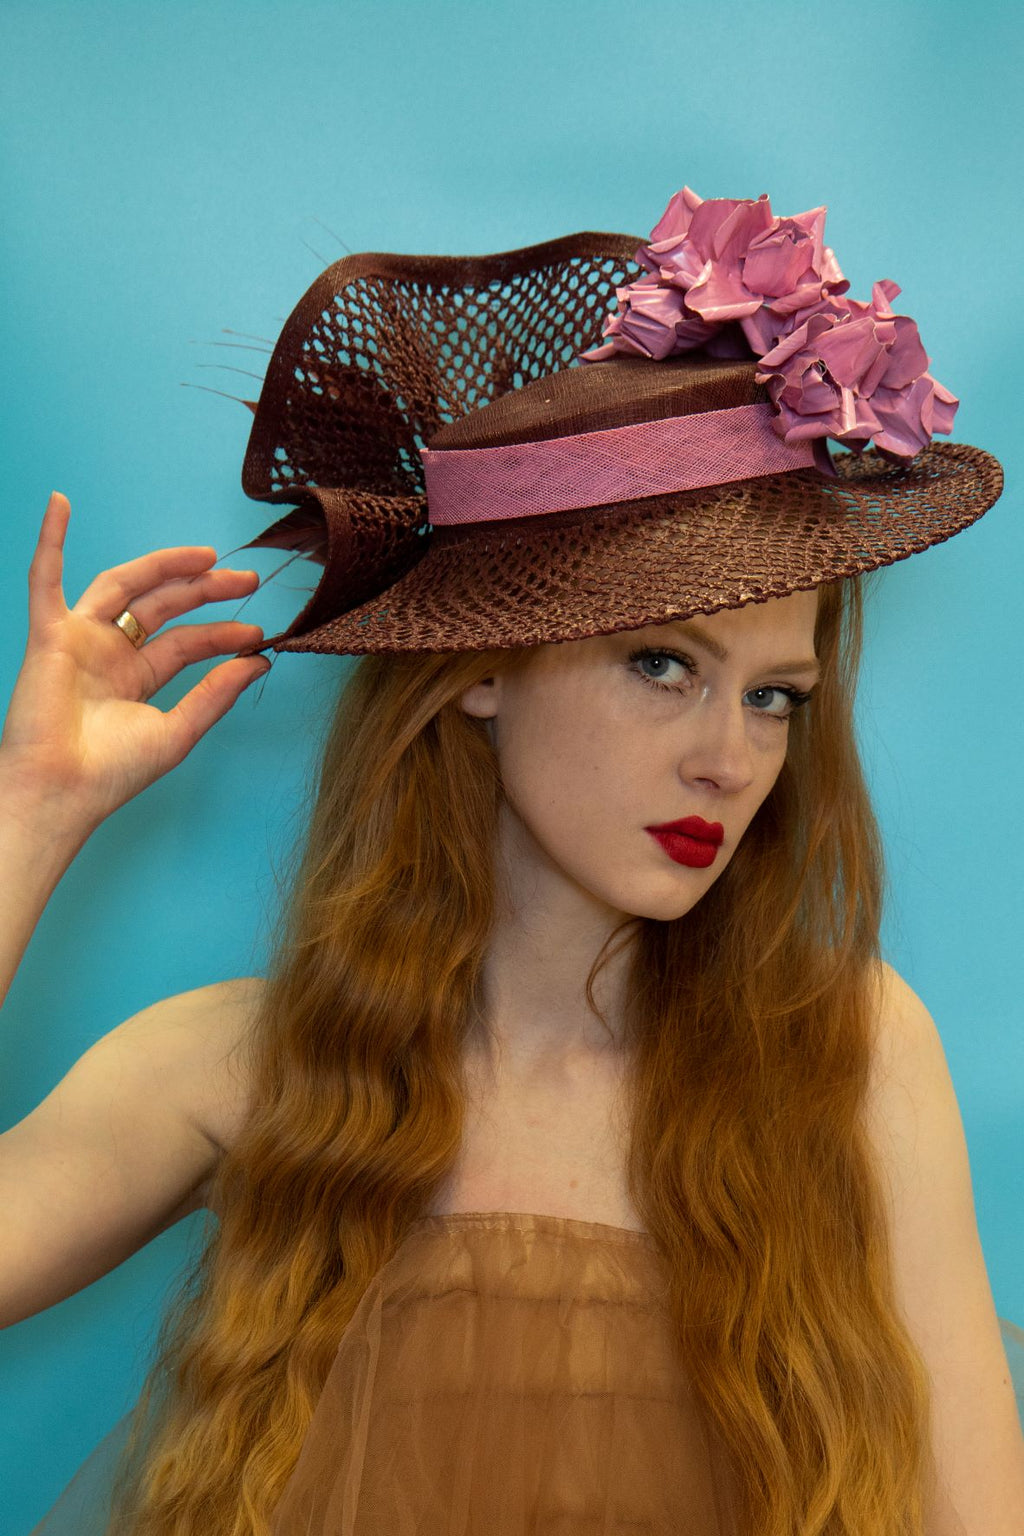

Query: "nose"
left=678, top=693, right=757, bottom=796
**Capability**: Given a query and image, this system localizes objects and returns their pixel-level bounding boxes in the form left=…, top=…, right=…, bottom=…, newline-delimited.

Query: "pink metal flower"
left=580, top=187, right=958, bottom=462
left=581, top=186, right=848, bottom=364
left=753, top=281, right=958, bottom=463
left=590, top=273, right=718, bottom=361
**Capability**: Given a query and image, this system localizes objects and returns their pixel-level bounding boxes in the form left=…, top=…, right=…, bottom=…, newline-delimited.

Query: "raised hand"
left=0, top=492, right=272, bottom=833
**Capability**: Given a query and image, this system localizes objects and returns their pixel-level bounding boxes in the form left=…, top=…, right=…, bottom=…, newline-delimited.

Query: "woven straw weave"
left=240, top=236, right=1002, bottom=655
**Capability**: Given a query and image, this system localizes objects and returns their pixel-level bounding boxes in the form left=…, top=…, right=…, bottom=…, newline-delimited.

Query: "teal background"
left=1, top=1, right=1021, bottom=1528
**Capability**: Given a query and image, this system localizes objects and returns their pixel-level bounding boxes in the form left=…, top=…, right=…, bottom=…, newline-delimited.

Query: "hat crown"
left=427, top=355, right=770, bottom=453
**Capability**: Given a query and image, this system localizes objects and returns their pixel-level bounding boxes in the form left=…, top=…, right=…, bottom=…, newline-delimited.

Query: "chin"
left=639, top=889, right=715, bottom=923
left=592, top=873, right=720, bottom=926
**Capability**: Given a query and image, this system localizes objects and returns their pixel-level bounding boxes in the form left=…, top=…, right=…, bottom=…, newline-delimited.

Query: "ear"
left=459, top=675, right=500, bottom=720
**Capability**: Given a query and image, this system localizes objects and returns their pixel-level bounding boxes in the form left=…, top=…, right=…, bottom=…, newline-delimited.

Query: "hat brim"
left=259, top=440, right=1001, bottom=655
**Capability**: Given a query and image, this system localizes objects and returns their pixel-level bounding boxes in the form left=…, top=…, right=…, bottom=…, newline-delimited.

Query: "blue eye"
left=746, top=688, right=792, bottom=715
left=744, top=685, right=806, bottom=718
left=627, top=647, right=697, bottom=690
left=627, top=647, right=813, bottom=721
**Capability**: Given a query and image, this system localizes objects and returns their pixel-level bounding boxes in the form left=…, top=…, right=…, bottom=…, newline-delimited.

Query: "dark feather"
left=242, top=506, right=328, bottom=564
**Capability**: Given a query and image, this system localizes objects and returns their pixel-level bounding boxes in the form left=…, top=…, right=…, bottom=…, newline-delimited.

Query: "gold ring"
left=112, top=609, right=148, bottom=649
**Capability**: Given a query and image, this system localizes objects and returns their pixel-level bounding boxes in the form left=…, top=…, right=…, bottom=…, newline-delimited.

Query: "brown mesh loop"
left=242, top=234, right=642, bottom=633
left=244, top=487, right=431, bottom=639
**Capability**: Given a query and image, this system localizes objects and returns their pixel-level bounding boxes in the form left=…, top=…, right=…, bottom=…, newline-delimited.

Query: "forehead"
left=636, top=588, right=820, bottom=647
left=531, top=588, right=821, bottom=668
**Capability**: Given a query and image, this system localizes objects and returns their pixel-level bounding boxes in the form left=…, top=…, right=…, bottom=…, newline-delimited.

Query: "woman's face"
left=460, top=588, right=821, bottom=924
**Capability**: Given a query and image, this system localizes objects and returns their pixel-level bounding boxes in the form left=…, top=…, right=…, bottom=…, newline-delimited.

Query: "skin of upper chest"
left=430, top=1047, right=645, bottom=1231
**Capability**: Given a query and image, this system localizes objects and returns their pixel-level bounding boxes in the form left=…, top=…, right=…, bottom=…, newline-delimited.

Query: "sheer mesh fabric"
left=24, top=1217, right=1024, bottom=1533
left=268, top=1212, right=744, bottom=1536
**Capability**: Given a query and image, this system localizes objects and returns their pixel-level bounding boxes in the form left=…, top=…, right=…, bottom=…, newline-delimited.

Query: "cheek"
left=733, top=732, right=790, bottom=836
left=761, top=727, right=793, bottom=790
left=495, top=694, right=642, bottom=849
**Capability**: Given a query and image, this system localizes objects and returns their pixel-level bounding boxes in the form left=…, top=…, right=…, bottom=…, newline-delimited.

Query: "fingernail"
left=243, top=663, right=269, bottom=688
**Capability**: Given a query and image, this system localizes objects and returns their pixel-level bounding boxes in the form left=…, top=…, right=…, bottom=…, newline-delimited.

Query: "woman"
left=2, top=187, right=1022, bottom=1535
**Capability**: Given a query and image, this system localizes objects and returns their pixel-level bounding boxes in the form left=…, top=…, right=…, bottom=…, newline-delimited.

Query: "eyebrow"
left=662, top=619, right=822, bottom=680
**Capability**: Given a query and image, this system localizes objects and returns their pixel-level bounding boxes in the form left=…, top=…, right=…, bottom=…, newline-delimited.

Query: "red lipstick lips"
left=645, top=816, right=725, bottom=870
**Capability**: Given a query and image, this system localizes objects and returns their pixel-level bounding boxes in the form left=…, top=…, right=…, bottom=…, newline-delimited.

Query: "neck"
left=467, top=810, right=639, bottom=1077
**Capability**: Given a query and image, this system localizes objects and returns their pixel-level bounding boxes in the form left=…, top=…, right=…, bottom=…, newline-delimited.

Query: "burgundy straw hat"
left=237, top=190, right=1003, bottom=656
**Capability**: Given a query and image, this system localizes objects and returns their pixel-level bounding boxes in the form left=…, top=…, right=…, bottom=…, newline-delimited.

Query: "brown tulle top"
left=269, top=1210, right=743, bottom=1535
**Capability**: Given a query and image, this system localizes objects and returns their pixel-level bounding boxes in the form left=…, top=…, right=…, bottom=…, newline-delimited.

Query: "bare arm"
left=864, top=963, right=1024, bottom=1534
left=0, top=491, right=271, bottom=1325
left=0, top=976, right=262, bottom=1328
left=0, top=771, right=89, bottom=1014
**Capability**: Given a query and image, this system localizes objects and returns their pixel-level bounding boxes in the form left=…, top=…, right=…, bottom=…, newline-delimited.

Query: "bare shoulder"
left=860, top=959, right=984, bottom=1190
left=861, top=960, right=1024, bottom=1529
left=867, top=956, right=935, bottom=1044
left=860, top=958, right=967, bottom=1229
left=103, top=974, right=266, bottom=1156
left=863, top=960, right=940, bottom=1113
left=0, top=977, right=268, bottom=1326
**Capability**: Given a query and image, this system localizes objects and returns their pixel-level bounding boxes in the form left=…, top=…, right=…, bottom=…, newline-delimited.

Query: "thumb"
left=161, top=655, right=272, bottom=767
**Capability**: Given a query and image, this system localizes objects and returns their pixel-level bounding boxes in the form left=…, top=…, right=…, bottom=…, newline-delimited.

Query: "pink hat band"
left=419, top=401, right=816, bottom=526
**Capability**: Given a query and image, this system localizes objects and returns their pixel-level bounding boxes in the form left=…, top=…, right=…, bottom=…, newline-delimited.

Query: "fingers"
left=119, top=566, right=262, bottom=638
left=160, top=653, right=272, bottom=768
left=140, top=619, right=267, bottom=696
left=74, top=544, right=223, bottom=621
left=27, top=492, right=72, bottom=632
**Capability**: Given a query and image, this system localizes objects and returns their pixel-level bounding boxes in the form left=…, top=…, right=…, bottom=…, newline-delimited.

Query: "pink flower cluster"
left=581, top=187, right=958, bottom=463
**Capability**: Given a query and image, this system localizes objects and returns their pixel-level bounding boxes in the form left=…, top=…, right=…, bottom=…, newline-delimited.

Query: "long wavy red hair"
left=111, top=574, right=938, bottom=1535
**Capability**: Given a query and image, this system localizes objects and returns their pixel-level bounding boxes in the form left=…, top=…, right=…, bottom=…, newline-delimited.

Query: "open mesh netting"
left=240, top=236, right=1002, bottom=656
left=274, top=441, right=1001, bottom=653
left=242, top=235, right=641, bottom=641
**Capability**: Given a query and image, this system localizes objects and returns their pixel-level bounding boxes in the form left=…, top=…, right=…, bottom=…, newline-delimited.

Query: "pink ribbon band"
left=419, top=402, right=816, bottom=525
